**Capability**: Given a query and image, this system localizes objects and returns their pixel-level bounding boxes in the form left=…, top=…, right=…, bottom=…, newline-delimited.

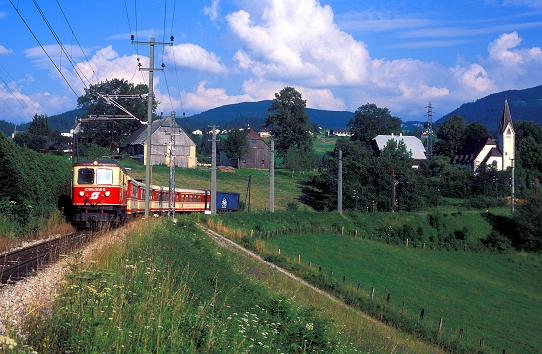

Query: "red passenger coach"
left=72, top=160, right=129, bottom=229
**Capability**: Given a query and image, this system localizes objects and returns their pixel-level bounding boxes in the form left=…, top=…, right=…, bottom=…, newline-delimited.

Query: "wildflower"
left=0, top=335, right=17, bottom=350
left=305, top=323, right=314, bottom=331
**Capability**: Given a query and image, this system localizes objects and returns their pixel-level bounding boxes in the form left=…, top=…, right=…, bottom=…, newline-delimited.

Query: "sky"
left=1, top=0, right=542, bottom=126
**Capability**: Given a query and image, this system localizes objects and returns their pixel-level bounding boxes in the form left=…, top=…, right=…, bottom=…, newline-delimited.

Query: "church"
left=453, top=100, right=515, bottom=172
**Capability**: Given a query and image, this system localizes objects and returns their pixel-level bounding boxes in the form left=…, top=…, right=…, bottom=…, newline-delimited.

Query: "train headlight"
left=78, top=191, right=85, bottom=197
left=104, top=191, right=111, bottom=197
left=93, top=160, right=98, bottom=165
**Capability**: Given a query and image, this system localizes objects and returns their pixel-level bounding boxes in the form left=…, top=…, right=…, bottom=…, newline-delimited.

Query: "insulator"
left=170, top=35, right=174, bottom=41
left=131, top=34, right=134, bottom=41
left=161, top=63, right=165, bottom=68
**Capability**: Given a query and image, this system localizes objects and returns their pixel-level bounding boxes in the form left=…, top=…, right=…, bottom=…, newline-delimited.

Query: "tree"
left=347, top=103, right=401, bottom=145
left=223, top=128, right=250, bottom=168
left=77, top=78, right=156, bottom=150
left=13, top=114, right=52, bottom=152
left=266, top=87, right=313, bottom=157
left=284, top=146, right=318, bottom=176
left=464, top=121, right=490, bottom=143
left=514, top=197, right=542, bottom=251
left=434, top=114, right=467, bottom=159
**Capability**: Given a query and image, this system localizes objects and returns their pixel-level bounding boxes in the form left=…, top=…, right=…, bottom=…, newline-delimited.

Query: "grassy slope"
left=264, top=233, right=542, bottom=353
left=120, top=157, right=541, bottom=352
left=121, top=158, right=310, bottom=211
left=206, top=210, right=542, bottom=353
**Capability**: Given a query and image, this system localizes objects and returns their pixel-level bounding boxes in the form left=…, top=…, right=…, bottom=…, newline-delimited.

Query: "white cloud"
left=451, top=63, right=496, bottom=92
left=226, top=0, right=371, bottom=87
left=165, top=44, right=228, bottom=74
left=0, top=82, right=73, bottom=125
left=482, top=31, right=542, bottom=87
left=0, top=45, right=13, bottom=56
left=204, top=0, right=221, bottom=22
left=241, top=78, right=347, bottom=111
left=183, top=81, right=254, bottom=111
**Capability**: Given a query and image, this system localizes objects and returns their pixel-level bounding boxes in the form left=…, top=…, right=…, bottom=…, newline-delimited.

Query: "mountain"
left=436, top=85, right=542, bottom=133
left=177, top=100, right=354, bottom=131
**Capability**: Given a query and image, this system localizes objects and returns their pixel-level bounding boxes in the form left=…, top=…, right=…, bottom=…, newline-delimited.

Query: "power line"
left=55, top=0, right=100, bottom=84
left=31, top=0, right=91, bottom=88
left=8, top=0, right=79, bottom=98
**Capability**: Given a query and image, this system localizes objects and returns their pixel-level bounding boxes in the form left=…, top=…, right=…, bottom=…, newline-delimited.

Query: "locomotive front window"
left=96, top=168, right=113, bottom=184
left=78, top=168, right=95, bottom=184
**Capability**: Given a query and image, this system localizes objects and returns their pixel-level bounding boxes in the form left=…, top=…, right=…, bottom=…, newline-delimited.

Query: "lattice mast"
left=425, top=102, right=434, bottom=160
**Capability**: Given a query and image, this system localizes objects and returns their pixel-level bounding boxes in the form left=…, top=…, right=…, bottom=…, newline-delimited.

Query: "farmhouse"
left=120, top=116, right=197, bottom=168
left=219, top=128, right=270, bottom=169
left=327, top=128, right=351, bottom=137
left=372, top=133, right=426, bottom=168
left=453, top=100, right=515, bottom=172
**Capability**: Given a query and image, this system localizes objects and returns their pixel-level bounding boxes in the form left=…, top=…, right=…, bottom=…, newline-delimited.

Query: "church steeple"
left=498, top=99, right=515, bottom=170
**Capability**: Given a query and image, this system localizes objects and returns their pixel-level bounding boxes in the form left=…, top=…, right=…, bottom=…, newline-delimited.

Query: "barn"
left=120, top=116, right=197, bottom=168
left=220, top=128, right=270, bottom=169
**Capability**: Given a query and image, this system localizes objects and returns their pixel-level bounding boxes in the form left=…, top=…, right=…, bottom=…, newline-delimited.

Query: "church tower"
left=498, top=100, right=515, bottom=170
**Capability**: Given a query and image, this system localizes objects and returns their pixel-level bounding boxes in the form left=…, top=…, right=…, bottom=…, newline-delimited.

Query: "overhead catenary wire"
left=54, top=0, right=100, bottom=84
left=31, top=0, right=92, bottom=89
left=8, top=0, right=79, bottom=98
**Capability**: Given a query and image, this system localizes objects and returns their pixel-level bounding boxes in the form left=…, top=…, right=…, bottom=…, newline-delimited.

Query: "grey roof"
left=498, top=99, right=514, bottom=134
left=373, top=134, right=426, bottom=160
left=121, top=116, right=195, bottom=147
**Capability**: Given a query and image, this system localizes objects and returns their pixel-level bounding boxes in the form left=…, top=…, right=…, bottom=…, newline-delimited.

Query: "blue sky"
left=1, top=0, right=542, bottom=126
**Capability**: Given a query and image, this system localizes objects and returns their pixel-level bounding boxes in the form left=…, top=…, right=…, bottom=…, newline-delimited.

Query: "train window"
left=96, top=169, right=113, bottom=184
left=78, top=168, right=94, bottom=184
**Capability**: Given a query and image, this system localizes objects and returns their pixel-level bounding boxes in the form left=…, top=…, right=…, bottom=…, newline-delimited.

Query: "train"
left=71, top=159, right=240, bottom=229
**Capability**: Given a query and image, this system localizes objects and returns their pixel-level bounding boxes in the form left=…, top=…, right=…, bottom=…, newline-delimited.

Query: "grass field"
left=204, top=211, right=542, bottom=354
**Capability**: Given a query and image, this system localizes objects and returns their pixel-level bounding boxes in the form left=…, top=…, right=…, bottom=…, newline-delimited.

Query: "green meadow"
left=204, top=211, right=542, bottom=354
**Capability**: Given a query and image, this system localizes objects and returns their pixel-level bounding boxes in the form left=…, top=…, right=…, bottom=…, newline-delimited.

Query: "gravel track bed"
left=0, top=226, right=130, bottom=336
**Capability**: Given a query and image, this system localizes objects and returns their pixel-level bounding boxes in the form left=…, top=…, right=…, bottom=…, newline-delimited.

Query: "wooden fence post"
left=355, top=230, right=358, bottom=238
left=458, top=328, right=464, bottom=340
left=341, top=226, right=344, bottom=236
left=343, top=275, right=346, bottom=283
left=406, top=238, right=409, bottom=247
left=438, top=318, right=443, bottom=331
left=386, top=293, right=391, bottom=305
left=278, top=248, right=280, bottom=255
left=357, top=283, right=361, bottom=291
left=479, top=339, right=484, bottom=348
left=420, top=308, right=425, bottom=321
left=371, top=287, right=375, bottom=299
left=298, top=255, right=300, bottom=264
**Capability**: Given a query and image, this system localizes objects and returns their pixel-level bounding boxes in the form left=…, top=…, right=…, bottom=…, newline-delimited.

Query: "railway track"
left=0, top=231, right=92, bottom=284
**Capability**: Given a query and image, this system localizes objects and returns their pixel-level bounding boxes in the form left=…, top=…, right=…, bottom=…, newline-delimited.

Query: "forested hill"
left=178, top=100, right=355, bottom=131
left=436, top=85, right=542, bottom=133
left=0, top=108, right=85, bottom=137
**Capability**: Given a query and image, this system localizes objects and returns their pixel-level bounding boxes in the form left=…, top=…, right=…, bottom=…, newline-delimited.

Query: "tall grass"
left=19, top=219, right=342, bottom=353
